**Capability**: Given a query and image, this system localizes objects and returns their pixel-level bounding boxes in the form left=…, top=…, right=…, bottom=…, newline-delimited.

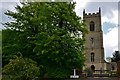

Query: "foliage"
left=3, top=2, right=87, bottom=78
left=111, top=51, right=120, bottom=62
left=2, top=55, right=40, bottom=80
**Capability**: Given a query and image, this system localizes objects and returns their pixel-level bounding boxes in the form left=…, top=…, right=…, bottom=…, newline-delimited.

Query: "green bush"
left=2, top=56, right=40, bottom=80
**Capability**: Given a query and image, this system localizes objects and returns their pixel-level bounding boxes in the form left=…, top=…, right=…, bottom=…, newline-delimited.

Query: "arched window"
left=91, top=52, right=95, bottom=62
left=90, top=21, right=95, bottom=31
left=91, top=65, right=95, bottom=71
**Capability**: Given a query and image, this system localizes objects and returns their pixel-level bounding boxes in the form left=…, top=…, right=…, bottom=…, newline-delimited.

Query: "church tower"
left=83, top=8, right=105, bottom=70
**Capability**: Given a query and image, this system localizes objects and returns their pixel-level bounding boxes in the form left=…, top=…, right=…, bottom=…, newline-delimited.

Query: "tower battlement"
left=84, top=12, right=100, bottom=16
left=83, top=8, right=101, bottom=17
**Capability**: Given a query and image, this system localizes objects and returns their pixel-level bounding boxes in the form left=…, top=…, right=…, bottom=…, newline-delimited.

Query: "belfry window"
left=90, top=21, right=95, bottom=31
left=91, top=52, right=94, bottom=62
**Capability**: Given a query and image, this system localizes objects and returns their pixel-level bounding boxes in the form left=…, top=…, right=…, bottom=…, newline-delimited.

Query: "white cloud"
left=91, top=0, right=119, bottom=2
left=102, top=10, right=118, bottom=25
left=75, top=0, right=90, bottom=17
left=75, top=0, right=89, bottom=8
left=103, top=27, right=118, bottom=58
left=119, top=26, right=120, bottom=51
left=1, top=2, right=21, bottom=29
left=0, top=0, right=19, bottom=2
left=102, top=10, right=118, bottom=59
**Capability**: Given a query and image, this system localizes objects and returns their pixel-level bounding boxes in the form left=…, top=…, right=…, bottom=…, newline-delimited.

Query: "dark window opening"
left=91, top=52, right=95, bottom=62
left=90, top=21, right=95, bottom=31
left=112, top=65, right=115, bottom=70
left=91, top=65, right=95, bottom=71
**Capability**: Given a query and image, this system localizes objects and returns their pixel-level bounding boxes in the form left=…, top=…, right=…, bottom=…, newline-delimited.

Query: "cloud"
left=75, top=0, right=90, bottom=17
left=92, top=0, right=119, bottom=2
left=75, top=0, right=90, bottom=8
left=0, top=0, right=19, bottom=2
left=83, top=2, right=118, bottom=24
left=103, top=27, right=118, bottom=58
left=102, top=22, right=118, bottom=34
left=102, top=10, right=118, bottom=25
left=0, top=2, right=20, bottom=29
left=75, top=2, right=118, bottom=24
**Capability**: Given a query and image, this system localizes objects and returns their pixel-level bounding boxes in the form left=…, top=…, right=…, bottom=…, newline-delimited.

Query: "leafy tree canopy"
left=3, top=2, right=87, bottom=78
left=112, top=51, right=120, bottom=62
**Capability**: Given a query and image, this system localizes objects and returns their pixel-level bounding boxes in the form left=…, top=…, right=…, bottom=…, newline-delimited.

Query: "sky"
left=74, top=0, right=119, bottom=59
left=0, top=0, right=119, bottom=60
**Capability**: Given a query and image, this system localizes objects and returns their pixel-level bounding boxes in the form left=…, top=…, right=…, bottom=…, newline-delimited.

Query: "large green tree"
left=2, top=2, right=87, bottom=78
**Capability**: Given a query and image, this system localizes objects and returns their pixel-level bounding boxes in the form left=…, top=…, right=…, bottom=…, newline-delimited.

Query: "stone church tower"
left=83, top=8, right=106, bottom=70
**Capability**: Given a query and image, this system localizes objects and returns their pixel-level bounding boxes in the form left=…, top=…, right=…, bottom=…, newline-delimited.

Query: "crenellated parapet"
left=83, top=8, right=101, bottom=18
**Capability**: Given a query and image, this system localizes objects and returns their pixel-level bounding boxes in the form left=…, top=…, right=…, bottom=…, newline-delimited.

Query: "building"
left=83, top=8, right=107, bottom=70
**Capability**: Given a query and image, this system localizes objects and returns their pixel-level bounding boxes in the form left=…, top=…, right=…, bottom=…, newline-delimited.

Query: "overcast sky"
left=75, top=0, right=119, bottom=60
left=0, top=0, right=119, bottom=60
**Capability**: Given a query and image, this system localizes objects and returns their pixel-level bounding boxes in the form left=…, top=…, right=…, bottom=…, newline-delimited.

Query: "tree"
left=111, top=51, right=120, bottom=76
left=2, top=55, right=40, bottom=80
left=111, top=51, right=120, bottom=62
left=3, top=2, right=87, bottom=78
